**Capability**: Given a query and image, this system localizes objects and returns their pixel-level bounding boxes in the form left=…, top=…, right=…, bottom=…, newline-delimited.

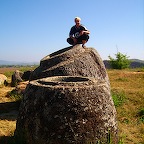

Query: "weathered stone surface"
left=30, top=45, right=109, bottom=87
left=15, top=76, right=118, bottom=144
left=0, top=74, right=7, bottom=85
left=11, top=70, right=23, bottom=87
left=22, top=70, right=33, bottom=81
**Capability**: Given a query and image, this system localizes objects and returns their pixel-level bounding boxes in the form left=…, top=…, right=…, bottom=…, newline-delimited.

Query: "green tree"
left=108, top=52, right=131, bottom=69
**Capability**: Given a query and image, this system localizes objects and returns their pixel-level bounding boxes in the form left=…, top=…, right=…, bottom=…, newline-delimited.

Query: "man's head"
left=74, top=17, right=81, bottom=26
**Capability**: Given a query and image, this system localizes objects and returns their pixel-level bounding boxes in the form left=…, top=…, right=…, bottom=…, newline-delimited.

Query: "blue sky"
left=0, top=0, right=144, bottom=62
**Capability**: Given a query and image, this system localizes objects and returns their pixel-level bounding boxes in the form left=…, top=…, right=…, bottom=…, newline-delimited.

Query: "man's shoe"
left=82, top=44, right=86, bottom=48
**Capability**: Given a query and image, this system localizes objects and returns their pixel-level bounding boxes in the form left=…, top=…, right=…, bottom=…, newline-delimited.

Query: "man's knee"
left=84, top=34, right=89, bottom=41
left=67, top=38, right=74, bottom=45
left=81, top=34, right=89, bottom=41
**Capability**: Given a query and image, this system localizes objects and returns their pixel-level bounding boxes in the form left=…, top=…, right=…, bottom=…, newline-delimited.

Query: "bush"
left=137, top=108, right=144, bottom=123
left=7, top=89, right=23, bottom=101
left=108, top=52, right=131, bottom=69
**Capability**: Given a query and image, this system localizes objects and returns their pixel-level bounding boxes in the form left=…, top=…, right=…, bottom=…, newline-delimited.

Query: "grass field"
left=0, top=67, right=144, bottom=143
left=108, top=69, right=144, bottom=143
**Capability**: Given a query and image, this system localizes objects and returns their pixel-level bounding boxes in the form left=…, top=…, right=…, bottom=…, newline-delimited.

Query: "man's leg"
left=67, top=38, right=74, bottom=45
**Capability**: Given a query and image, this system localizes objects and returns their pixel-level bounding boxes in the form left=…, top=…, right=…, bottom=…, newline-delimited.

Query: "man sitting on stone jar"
left=67, top=17, right=90, bottom=48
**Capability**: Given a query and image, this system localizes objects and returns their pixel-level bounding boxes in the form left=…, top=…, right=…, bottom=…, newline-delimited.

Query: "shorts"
left=67, top=34, right=89, bottom=45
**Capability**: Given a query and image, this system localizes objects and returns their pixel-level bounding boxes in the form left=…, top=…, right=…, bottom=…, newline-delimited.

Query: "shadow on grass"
left=0, top=135, right=26, bottom=144
left=0, top=100, right=21, bottom=121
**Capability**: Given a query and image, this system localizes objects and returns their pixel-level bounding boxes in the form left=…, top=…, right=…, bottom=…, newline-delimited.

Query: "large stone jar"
left=15, top=76, right=118, bottom=144
left=30, top=45, right=109, bottom=88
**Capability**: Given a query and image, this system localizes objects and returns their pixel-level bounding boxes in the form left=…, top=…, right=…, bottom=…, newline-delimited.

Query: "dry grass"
left=0, top=86, right=14, bottom=102
left=0, top=85, right=17, bottom=137
left=0, top=67, right=33, bottom=138
left=0, top=67, right=144, bottom=143
left=107, top=69, right=144, bottom=144
left=0, top=120, right=16, bottom=136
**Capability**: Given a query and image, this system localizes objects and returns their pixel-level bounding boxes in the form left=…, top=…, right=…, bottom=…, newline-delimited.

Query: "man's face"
left=75, top=19, right=80, bottom=26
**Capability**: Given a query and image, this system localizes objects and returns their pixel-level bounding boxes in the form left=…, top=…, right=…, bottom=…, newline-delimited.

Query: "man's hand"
left=80, top=30, right=90, bottom=36
left=80, top=30, right=84, bottom=36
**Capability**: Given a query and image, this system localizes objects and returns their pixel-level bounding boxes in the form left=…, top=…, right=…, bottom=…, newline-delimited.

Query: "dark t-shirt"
left=69, top=25, right=88, bottom=38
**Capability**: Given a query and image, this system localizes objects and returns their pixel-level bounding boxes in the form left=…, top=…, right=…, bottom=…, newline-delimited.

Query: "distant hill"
left=104, top=59, right=144, bottom=69
left=130, top=59, right=144, bottom=68
left=0, top=60, right=39, bottom=66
